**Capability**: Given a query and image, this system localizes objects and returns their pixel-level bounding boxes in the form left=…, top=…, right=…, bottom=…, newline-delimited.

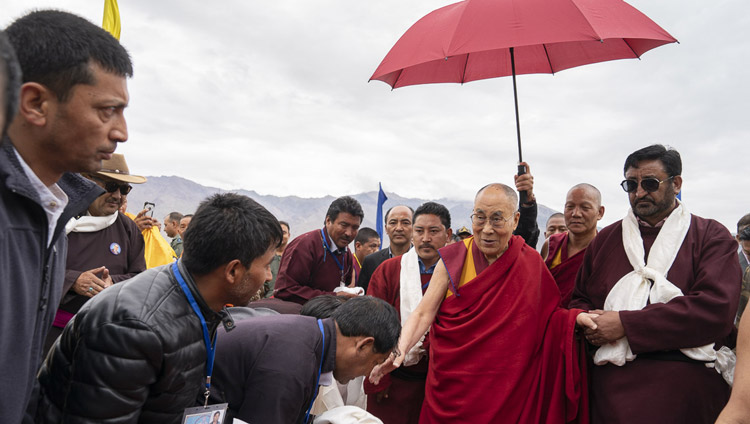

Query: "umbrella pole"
left=510, top=47, right=529, bottom=205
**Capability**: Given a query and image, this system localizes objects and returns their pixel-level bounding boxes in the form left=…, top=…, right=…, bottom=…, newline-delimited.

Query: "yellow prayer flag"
left=102, top=0, right=121, bottom=40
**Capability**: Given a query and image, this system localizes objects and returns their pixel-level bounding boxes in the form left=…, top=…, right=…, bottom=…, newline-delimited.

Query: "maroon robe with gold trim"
left=570, top=215, right=741, bottom=424
left=545, top=232, right=586, bottom=308
left=421, top=235, right=588, bottom=423
left=365, top=255, right=430, bottom=424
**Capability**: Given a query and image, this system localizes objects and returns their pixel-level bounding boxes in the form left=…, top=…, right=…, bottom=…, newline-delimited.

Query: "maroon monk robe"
left=422, top=236, right=588, bottom=424
left=570, top=215, right=741, bottom=424
left=545, top=232, right=586, bottom=308
left=365, top=255, right=430, bottom=424
left=274, top=229, right=354, bottom=305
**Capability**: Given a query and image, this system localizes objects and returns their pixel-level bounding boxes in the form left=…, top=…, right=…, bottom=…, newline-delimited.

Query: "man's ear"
left=446, top=228, right=453, bottom=239
left=223, top=259, right=244, bottom=284
left=673, top=175, right=683, bottom=195
left=17, top=82, right=54, bottom=127
left=355, top=336, right=375, bottom=353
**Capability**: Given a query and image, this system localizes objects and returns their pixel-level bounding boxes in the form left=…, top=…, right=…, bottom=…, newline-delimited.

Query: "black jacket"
left=0, top=139, right=102, bottom=423
left=36, top=260, right=231, bottom=423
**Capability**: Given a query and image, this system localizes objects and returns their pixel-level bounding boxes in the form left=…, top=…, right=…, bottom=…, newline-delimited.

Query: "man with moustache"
left=365, top=202, right=453, bottom=424
left=275, top=196, right=364, bottom=304
left=44, top=154, right=147, bottom=350
left=541, top=184, right=604, bottom=307
left=1, top=11, right=132, bottom=422
left=570, top=145, right=741, bottom=423
left=37, top=193, right=283, bottom=422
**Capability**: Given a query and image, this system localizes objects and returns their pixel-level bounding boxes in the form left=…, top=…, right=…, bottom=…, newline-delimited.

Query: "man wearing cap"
left=456, top=226, right=472, bottom=240
left=44, top=154, right=147, bottom=350
left=1, top=10, right=132, bottom=422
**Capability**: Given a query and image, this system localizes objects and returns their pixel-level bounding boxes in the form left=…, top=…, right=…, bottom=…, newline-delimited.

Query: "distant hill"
left=127, top=176, right=559, bottom=250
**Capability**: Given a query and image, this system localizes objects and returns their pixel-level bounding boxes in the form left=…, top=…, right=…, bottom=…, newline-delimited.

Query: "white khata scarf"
left=65, top=211, right=118, bottom=234
left=399, top=247, right=428, bottom=367
left=594, top=201, right=718, bottom=367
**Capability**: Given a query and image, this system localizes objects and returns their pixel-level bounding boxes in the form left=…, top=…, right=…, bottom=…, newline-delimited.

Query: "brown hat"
left=457, top=226, right=472, bottom=236
left=96, top=153, right=147, bottom=184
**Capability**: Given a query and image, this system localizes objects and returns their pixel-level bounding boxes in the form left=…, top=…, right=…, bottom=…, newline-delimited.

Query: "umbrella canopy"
left=371, top=0, right=678, bottom=88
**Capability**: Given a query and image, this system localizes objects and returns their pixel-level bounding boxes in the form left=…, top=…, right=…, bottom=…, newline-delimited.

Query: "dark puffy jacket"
left=36, top=260, right=229, bottom=423
left=0, top=139, right=102, bottom=423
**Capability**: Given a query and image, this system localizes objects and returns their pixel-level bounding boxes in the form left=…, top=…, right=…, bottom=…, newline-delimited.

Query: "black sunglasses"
left=620, top=176, right=673, bottom=193
left=100, top=180, right=132, bottom=195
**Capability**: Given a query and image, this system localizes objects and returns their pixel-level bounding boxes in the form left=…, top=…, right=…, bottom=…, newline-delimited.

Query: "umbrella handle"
left=517, top=163, right=528, bottom=206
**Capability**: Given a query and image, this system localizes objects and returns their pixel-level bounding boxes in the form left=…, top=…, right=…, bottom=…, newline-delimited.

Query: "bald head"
left=472, top=183, right=520, bottom=263
left=476, top=183, right=518, bottom=208
left=564, top=183, right=604, bottom=237
left=567, top=183, right=601, bottom=207
left=545, top=213, right=567, bottom=239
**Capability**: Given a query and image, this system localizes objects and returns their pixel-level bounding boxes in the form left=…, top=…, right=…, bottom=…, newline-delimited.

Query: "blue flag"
left=376, top=183, right=388, bottom=249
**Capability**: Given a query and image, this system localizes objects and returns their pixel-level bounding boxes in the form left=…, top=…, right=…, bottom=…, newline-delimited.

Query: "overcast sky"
left=4, top=0, right=747, bottom=232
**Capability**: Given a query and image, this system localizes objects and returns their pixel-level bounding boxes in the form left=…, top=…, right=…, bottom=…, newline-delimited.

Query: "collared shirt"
left=325, top=230, right=346, bottom=255
left=418, top=257, right=437, bottom=275
left=13, top=147, right=69, bottom=246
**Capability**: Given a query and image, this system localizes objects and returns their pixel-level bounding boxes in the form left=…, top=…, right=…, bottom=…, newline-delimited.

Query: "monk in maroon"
left=542, top=184, right=604, bottom=307
left=371, top=184, right=598, bottom=423
left=570, top=145, right=741, bottom=423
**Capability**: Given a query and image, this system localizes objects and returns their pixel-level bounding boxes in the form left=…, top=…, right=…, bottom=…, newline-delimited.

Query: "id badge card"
left=182, top=403, right=228, bottom=424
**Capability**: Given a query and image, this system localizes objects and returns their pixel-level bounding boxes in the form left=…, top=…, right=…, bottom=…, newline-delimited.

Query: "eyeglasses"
left=91, top=177, right=132, bottom=195
left=620, top=176, right=674, bottom=193
left=470, top=213, right=513, bottom=229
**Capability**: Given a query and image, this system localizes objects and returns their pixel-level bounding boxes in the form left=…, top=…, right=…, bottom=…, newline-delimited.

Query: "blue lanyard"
left=172, top=262, right=217, bottom=406
left=304, top=319, right=326, bottom=424
left=320, top=228, right=345, bottom=282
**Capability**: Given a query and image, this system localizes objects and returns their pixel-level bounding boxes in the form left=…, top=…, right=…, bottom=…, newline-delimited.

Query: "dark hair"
left=182, top=193, right=282, bottom=275
left=623, top=144, right=682, bottom=178
left=740, top=227, right=750, bottom=242
left=182, top=214, right=193, bottom=219
left=738, top=214, right=750, bottom=234
left=355, top=227, right=380, bottom=245
left=331, top=296, right=400, bottom=354
left=5, top=10, right=133, bottom=102
left=0, top=30, right=21, bottom=135
left=413, top=202, right=451, bottom=229
left=300, top=295, right=347, bottom=319
left=166, top=211, right=183, bottom=223
left=325, top=196, right=364, bottom=223
left=279, top=220, right=290, bottom=232
left=384, top=205, right=414, bottom=224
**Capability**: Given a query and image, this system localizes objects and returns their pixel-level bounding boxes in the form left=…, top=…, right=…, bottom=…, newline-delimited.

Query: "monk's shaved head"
left=564, top=183, right=605, bottom=237
left=567, top=183, right=601, bottom=207
left=476, top=183, right=518, bottom=208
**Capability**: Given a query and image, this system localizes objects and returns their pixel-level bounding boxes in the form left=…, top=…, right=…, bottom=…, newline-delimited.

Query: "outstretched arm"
left=370, top=259, right=449, bottom=384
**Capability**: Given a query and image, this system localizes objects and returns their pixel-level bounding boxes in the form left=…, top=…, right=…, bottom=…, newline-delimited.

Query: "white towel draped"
left=399, top=247, right=427, bottom=366
left=594, top=201, right=717, bottom=366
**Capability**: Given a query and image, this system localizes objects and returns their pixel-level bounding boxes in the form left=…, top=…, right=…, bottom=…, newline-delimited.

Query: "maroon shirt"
left=274, top=229, right=354, bottom=305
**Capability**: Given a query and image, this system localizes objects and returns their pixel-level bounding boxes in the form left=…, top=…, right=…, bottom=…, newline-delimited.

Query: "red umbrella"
left=371, top=0, right=677, bottom=197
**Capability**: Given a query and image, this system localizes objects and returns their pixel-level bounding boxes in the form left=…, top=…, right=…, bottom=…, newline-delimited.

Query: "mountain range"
left=126, top=176, right=559, bottom=249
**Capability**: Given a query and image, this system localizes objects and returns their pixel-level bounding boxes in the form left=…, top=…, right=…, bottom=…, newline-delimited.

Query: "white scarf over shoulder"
left=65, top=211, right=118, bottom=234
left=399, top=247, right=428, bottom=367
left=594, top=201, right=718, bottom=367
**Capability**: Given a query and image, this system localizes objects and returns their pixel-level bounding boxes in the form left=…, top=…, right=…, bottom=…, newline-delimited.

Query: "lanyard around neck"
left=304, top=319, right=326, bottom=424
left=320, top=228, right=346, bottom=275
left=172, top=262, right=217, bottom=406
